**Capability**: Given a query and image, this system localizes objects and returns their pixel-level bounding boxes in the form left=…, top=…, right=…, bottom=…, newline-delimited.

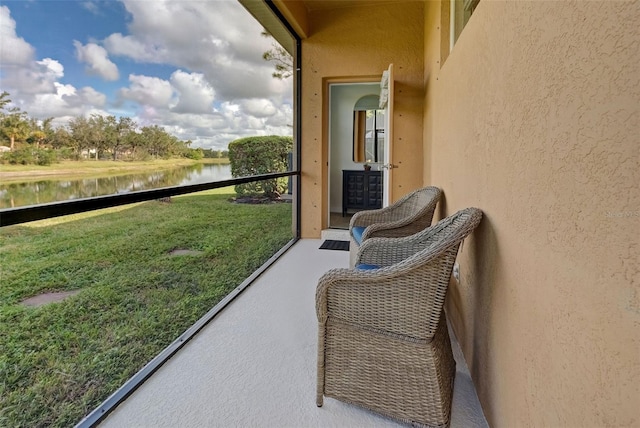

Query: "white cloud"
left=26, top=82, right=108, bottom=122
left=38, top=58, right=64, bottom=79
left=78, top=86, right=108, bottom=107
left=110, top=0, right=282, bottom=100
left=163, top=112, right=228, bottom=133
left=241, top=99, right=277, bottom=118
left=265, top=103, right=294, bottom=128
left=0, top=1, right=294, bottom=150
left=1, top=7, right=59, bottom=96
left=64, top=86, right=108, bottom=109
left=2, top=58, right=64, bottom=95
left=118, top=74, right=174, bottom=107
left=0, top=5, right=35, bottom=66
left=74, top=41, right=119, bottom=81
left=103, top=32, right=167, bottom=62
left=170, top=70, right=215, bottom=114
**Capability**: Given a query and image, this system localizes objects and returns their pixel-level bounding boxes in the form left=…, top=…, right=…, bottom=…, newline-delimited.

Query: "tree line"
left=202, top=148, right=229, bottom=159
left=0, top=91, right=205, bottom=165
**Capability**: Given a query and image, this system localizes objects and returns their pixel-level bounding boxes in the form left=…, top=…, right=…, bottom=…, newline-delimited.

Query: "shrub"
left=228, top=136, right=292, bottom=197
left=1, top=147, right=33, bottom=165
left=35, top=148, right=57, bottom=165
left=0, top=147, right=58, bottom=165
left=55, top=147, right=75, bottom=161
left=183, top=148, right=204, bottom=160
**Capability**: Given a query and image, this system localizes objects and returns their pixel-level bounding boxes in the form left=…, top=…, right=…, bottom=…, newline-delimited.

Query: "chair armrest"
left=353, top=194, right=439, bottom=240
left=360, top=216, right=425, bottom=240
left=349, top=206, right=416, bottom=242
left=349, top=204, right=408, bottom=230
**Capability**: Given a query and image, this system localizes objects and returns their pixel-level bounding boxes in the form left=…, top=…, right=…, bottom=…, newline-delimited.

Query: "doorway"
left=328, top=82, right=383, bottom=229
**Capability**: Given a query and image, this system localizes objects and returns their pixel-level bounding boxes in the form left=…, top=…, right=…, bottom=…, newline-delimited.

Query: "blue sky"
left=0, top=0, right=293, bottom=149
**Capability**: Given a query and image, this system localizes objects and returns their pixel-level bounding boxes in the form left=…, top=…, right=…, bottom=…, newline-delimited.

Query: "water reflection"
left=0, top=163, right=231, bottom=209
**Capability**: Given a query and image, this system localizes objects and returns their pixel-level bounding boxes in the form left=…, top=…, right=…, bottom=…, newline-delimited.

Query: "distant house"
left=80, top=148, right=97, bottom=159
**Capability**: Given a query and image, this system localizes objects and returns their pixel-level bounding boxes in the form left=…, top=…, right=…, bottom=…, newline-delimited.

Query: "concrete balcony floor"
left=99, top=238, right=488, bottom=428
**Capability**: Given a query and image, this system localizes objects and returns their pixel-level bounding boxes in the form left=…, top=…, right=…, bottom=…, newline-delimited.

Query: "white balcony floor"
left=99, top=239, right=488, bottom=428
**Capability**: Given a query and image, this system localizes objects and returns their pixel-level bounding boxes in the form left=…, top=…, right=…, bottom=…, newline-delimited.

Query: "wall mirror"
left=353, top=95, right=385, bottom=164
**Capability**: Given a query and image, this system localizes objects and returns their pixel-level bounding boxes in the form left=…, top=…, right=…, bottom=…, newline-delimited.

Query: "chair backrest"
left=408, top=207, right=483, bottom=256
left=392, top=186, right=441, bottom=217
left=384, top=207, right=483, bottom=340
left=367, top=186, right=441, bottom=239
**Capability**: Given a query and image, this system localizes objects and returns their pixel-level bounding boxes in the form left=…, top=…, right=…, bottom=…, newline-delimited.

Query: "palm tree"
left=28, top=117, right=54, bottom=148
left=2, top=108, right=30, bottom=150
left=0, top=91, right=11, bottom=111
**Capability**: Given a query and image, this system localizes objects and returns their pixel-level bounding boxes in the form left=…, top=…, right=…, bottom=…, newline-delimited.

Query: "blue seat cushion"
left=352, top=226, right=366, bottom=245
left=355, top=263, right=380, bottom=270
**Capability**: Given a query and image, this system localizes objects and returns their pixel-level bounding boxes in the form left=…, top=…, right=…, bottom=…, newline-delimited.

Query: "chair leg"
left=316, top=325, right=326, bottom=407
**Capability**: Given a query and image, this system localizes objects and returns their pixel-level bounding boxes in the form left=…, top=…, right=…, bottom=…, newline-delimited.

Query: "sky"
left=0, top=0, right=294, bottom=150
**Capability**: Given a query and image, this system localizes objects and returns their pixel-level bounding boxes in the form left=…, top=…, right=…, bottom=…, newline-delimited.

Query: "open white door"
left=380, top=64, right=394, bottom=207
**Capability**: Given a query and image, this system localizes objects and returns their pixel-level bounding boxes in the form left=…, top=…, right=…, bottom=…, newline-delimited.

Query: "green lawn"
left=0, top=188, right=293, bottom=427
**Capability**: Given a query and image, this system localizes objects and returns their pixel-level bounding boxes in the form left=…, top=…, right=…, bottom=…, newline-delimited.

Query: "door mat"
left=319, top=240, right=350, bottom=251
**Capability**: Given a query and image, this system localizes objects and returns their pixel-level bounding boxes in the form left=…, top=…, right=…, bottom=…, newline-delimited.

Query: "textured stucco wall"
left=298, top=2, right=425, bottom=237
left=425, top=1, right=640, bottom=426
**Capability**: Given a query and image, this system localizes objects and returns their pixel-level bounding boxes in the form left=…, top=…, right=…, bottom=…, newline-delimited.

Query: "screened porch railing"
left=0, top=171, right=298, bottom=227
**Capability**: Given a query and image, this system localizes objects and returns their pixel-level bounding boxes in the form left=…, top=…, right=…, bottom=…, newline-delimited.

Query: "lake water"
left=0, top=163, right=232, bottom=209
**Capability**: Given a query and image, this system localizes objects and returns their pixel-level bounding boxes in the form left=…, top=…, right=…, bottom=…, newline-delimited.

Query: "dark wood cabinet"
left=342, top=170, right=383, bottom=216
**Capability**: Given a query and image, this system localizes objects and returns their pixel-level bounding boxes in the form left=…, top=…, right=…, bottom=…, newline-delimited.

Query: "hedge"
left=228, top=136, right=292, bottom=197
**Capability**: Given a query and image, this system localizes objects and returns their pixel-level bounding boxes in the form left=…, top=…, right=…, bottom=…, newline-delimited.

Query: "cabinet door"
left=344, top=171, right=366, bottom=210
left=366, top=172, right=383, bottom=209
left=343, top=170, right=383, bottom=214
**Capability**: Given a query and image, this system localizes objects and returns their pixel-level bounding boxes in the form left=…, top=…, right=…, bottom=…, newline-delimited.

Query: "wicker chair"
left=348, top=186, right=442, bottom=267
left=316, top=207, right=483, bottom=427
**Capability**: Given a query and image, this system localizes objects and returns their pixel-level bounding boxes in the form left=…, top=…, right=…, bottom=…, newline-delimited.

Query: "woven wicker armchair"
left=349, top=186, right=442, bottom=267
left=316, top=207, right=483, bottom=427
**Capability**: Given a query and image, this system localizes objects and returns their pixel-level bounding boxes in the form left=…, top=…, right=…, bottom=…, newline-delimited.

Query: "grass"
left=0, top=187, right=293, bottom=427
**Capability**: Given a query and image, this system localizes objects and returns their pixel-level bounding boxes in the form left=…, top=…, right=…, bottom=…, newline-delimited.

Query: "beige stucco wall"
left=296, top=1, right=426, bottom=237
left=424, top=1, right=640, bottom=427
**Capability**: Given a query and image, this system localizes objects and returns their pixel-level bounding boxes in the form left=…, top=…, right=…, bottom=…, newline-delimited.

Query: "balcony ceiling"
left=302, top=0, right=396, bottom=11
